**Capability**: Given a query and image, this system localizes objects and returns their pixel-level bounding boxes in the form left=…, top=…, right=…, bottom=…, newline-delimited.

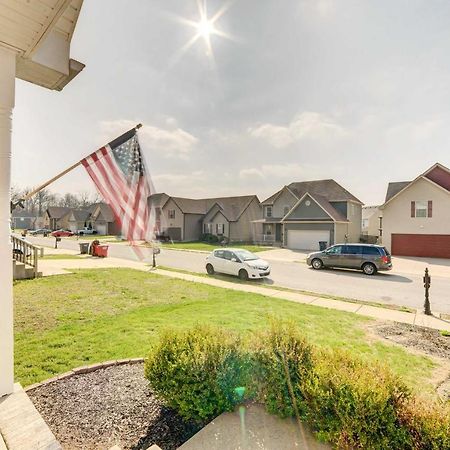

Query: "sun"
left=171, top=0, right=234, bottom=61
left=197, top=16, right=214, bottom=39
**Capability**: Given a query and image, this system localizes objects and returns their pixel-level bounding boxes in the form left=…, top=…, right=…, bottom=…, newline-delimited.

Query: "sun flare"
left=171, top=0, right=234, bottom=62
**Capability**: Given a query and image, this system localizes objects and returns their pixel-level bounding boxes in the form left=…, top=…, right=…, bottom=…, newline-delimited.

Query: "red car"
left=51, top=229, right=74, bottom=237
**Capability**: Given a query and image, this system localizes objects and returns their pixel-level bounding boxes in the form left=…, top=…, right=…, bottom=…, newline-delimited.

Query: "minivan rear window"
left=362, top=246, right=381, bottom=256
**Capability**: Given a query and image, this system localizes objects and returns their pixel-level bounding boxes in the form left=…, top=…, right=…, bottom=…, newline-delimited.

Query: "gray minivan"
left=306, top=244, right=392, bottom=275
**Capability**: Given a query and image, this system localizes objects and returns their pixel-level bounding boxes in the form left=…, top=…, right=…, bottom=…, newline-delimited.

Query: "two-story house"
left=148, top=193, right=261, bottom=242
left=380, top=163, right=450, bottom=258
left=259, top=180, right=363, bottom=250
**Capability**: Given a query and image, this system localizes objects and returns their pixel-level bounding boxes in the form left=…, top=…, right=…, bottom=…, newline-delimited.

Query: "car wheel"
left=362, top=262, right=377, bottom=275
left=238, top=269, right=248, bottom=281
left=311, top=258, right=323, bottom=270
left=206, top=264, right=215, bottom=275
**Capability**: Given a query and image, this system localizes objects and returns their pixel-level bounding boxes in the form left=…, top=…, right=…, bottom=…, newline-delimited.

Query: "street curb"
left=24, top=358, right=144, bottom=392
left=159, top=247, right=210, bottom=254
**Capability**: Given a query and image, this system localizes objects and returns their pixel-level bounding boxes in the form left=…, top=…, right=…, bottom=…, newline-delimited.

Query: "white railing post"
left=0, top=46, right=16, bottom=397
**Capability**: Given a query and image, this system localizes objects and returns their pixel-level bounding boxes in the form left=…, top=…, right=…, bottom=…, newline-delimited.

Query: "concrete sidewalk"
left=37, top=255, right=450, bottom=332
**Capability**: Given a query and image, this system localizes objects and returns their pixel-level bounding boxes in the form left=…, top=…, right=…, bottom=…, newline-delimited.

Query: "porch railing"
left=253, top=234, right=278, bottom=245
left=11, top=236, right=40, bottom=278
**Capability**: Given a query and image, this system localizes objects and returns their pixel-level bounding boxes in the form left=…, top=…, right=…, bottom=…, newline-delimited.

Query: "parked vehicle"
left=29, top=228, right=51, bottom=236
left=51, top=229, right=74, bottom=237
left=306, top=243, right=392, bottom=275
left=205, top=248, right=271, bottom=280
left=77, top=227, right=97, bottom=236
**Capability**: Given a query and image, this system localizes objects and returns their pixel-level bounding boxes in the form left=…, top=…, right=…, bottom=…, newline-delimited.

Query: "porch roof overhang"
left=0, top=0, right=85, bottom=90
left=251, top=218, right=283, bottom=223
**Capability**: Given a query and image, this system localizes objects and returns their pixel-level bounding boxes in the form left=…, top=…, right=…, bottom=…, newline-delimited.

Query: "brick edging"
left=24, top=357, right=144, bottom=392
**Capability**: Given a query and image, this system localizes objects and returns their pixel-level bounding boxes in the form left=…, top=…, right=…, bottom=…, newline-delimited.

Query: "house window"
left=265, top=206, right=273, bottom=218
left=412, top=201, right=432, bottom=218
left=204, top=223, right=213, bottom=233
left=362, top=218, right=369, bottom=229
left=168, top=209, right=176, bottom=219
left=216, top=223, right=224, bottom=235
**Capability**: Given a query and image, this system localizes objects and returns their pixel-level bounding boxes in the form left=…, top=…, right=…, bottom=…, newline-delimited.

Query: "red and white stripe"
left=81, top=145, right=150, bottom=242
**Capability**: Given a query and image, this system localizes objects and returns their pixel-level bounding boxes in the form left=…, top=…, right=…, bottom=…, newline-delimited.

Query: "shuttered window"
left=412, top=201, right=431, bottom=218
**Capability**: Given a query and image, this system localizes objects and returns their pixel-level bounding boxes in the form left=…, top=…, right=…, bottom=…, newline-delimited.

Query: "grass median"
left=14, top=268, right=434, bottom=392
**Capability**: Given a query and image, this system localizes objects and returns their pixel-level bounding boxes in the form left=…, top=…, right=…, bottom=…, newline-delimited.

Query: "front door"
left=275, top=224, right=282, bottom=242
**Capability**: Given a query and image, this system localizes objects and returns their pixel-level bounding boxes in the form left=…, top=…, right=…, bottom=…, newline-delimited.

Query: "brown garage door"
left=391, top=234, right=450, bottom=258
left=167, top=227, right=182, bottom=241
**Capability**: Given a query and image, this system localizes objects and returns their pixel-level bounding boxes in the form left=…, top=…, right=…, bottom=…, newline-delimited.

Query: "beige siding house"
left=362, top=206, right=382, bottom=242
left=380, top=163, right=450, bottom=258
left=149, top=193, right=261, bottom=242
left=258, top=180, right=363, bottom=251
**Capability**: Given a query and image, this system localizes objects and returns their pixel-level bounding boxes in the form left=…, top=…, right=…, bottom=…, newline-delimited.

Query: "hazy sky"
left=11, top=0, right=450, bottom=205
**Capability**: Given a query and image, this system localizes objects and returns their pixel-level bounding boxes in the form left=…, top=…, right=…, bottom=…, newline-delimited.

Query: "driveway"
left=25, top=236, right=450, bottom=314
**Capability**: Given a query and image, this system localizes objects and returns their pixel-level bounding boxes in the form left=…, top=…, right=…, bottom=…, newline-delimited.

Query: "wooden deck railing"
left=11, top=236, right=39, bottom=278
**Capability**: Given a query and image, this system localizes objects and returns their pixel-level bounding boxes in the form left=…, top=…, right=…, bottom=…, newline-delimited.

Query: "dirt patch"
left=373, top=322, right=450, bottom=360
left=27, top=363, right=200, bottom=450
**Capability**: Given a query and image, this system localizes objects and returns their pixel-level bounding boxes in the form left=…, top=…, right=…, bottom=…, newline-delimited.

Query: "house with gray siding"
left=258, top=180, right=363, bottom=250
left=148, top=193, right=261, bottom=242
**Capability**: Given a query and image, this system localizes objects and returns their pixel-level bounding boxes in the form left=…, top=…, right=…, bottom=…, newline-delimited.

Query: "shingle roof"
left=89, top=203, right=115, bottom=222
left=69, top=209, right=91, bottom=221
left=385, top=182, right=411, bottom=202
left=310, top=194, right=348, bottom=222
left=157, top=195, right=258, bottom=221
left=46, top=207, right=70, bottom=219
left=261, top=190, right=282, bottom=205
left=148, top=193, right=170, bottom=209
left=288, top=180, right=363, bottom=204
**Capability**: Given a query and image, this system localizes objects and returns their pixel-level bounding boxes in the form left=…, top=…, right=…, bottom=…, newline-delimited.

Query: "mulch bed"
left=373, top=322, right=450, bottom=360
left=27, top=363, right=200, bottom=450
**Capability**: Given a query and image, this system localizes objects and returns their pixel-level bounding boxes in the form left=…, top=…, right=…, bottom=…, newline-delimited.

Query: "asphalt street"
left=26, top=235, right=450, bottom=314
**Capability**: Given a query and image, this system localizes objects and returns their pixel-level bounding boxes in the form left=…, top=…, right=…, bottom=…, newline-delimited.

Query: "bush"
left=201, top=233, right=219, bottom=243
left=145, top=326, right=252, bottom=423
left=145, top=324, right=450, bottom=448
left=252, top=321, right=314, bottom=418
left=398, top=398, right=450, bottom=449
left=301, top=350, right=412, bottom=449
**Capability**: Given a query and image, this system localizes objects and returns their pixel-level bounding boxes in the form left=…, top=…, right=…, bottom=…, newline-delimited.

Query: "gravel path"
left=27, top=363, right=199, bottom=450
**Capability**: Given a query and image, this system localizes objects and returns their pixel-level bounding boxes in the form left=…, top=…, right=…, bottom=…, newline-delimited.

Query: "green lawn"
left=14, top=268, right=436, bottom=392
left=160, top=241, right=273, bottom=252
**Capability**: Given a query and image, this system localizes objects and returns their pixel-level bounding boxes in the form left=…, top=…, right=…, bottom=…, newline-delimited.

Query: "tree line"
left=11, top=186, right=101, bottom=216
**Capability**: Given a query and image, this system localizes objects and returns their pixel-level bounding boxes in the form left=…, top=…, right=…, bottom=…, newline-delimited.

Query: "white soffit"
left=0, top=0, right=84, bottom=90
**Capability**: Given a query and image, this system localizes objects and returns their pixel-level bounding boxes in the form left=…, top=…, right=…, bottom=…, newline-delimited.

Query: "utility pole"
left=423, top=268, right=431, bottom=316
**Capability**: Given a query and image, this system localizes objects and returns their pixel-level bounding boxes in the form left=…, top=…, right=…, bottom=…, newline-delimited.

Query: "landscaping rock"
left=27, top=363, right=199, bottom=450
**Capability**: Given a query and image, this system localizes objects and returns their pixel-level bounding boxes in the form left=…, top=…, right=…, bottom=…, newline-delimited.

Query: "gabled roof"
left=46, top=207, right=71, bottom=219
left=89, top=203, right=115, bottom=222
left=288, top=180, right=363, bottom=204
left=382, top=163, right=450, bottom=208
left=69, top=209, right=91, bottom=222
left=283, top=192, right=348, bottom=223
left=148, top=193, right=170, bottom=209
left=154, top=194, right=259, bottom=222
left=385, top=182, right=411, bottom=202
left=262, top=179, right=362, bottom=205
left=261, top=185, right=297, bottom=205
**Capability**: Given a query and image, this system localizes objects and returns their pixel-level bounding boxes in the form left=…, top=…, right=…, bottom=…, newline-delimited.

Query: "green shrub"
left=145, top=326, right=252, bottom=423
left=201, top=233, right=219, bottom=243
left=398, top=398, right=450, bottom=449
left=301, top=350, right=412, bottom=449
left=252, top=321, right=314, bottom=418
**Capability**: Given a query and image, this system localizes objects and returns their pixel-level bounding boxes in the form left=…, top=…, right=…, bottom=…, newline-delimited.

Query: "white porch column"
left=0, top=46, right=16, bottom=397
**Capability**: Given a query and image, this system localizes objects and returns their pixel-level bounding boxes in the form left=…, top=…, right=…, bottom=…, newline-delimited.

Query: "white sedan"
left=205, top=248, right=271, bottom=280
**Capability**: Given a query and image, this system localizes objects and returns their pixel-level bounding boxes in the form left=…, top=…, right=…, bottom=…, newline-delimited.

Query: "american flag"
left=81, top=127, right=153, bottom=242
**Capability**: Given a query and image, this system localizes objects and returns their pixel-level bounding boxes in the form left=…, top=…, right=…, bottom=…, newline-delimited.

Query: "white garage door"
left=96, top=224, right=107, bottom=235
left=287, top=230, right=330, bottom=250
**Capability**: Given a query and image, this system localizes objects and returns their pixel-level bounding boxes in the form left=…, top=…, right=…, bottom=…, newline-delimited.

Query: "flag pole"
left=17, top=123, right=142, bottom=203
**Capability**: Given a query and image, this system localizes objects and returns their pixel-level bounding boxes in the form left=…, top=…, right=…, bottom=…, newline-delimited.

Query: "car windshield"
left=234, top=250, right=258, bottom=261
